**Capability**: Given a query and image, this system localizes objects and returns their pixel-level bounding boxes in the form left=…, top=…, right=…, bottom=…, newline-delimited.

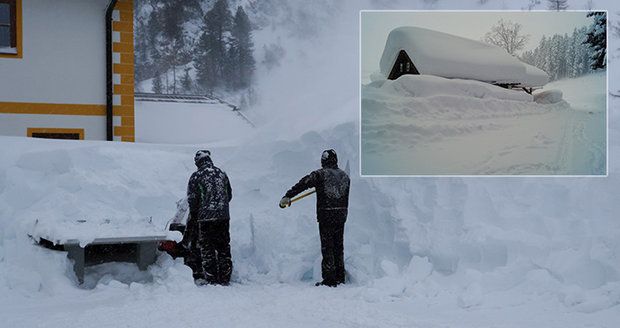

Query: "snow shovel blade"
left=285, top=159, right=350, bottom=208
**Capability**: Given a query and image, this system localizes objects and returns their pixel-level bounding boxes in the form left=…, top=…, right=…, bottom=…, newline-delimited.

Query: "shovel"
left=282, top=160, right=350, bottom=208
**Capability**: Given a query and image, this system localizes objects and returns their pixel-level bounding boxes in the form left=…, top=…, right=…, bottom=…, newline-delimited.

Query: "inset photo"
left=361, top=11, right=607, bottom=176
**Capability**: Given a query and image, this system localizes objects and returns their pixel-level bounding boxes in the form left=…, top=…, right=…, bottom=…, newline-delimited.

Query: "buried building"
left=380, top=26, right=549, bottom=92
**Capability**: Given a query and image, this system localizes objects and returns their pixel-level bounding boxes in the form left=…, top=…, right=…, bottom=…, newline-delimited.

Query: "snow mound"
left=381, top=74, right=533, bottom=102
left=544, top=72, right=607, bottom=113
left=379, top=26, right=549, bottom=87
left=362, top=71, right=606, bottom=175
left=534, top=89, right=563, bottom=104
left=534, top=89, right=564, bottom=104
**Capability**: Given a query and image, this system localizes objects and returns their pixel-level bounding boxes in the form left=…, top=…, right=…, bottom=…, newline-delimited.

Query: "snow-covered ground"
left=1, top=114, right=619, bottom=326
left=362, top=72, right=606, bottom=175
left=1, top=0, right=620, bottom=327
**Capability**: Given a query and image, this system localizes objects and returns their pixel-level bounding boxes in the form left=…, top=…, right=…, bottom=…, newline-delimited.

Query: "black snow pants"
left=318, top=209, right=347, bottom=286
left=193, top=219, right=232, bottom=285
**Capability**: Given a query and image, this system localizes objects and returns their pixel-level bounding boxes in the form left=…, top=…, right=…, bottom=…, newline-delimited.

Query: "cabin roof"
left=379, top=26, right=549, bottom=87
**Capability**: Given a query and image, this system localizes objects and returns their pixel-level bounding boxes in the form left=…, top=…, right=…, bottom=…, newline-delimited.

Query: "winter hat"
left=194, top=150, right=212, bottom=166
left=321, top=149, right=338, bottom=168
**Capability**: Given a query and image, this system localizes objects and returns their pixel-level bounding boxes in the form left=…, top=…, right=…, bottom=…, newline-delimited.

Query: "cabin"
left=0, top=0, right=135, bottom=141
left=380, top=26, right=549, bottom=92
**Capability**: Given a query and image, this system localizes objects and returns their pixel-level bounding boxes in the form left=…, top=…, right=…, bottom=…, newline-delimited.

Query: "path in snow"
left=3, top=280, right=619, bottom=328
left=361, top=73, right=606, bottom=175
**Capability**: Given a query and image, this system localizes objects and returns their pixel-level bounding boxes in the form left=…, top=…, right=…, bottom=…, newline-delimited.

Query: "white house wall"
left=0, top=114, right=106, bottom=140
left=0, top=0, right=109, bottom=104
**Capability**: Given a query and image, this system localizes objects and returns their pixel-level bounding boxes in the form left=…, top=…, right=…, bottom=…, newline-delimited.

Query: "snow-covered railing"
left=134, top=92, right=221, bottom=104
left=135, top=93, right=256, bottom=128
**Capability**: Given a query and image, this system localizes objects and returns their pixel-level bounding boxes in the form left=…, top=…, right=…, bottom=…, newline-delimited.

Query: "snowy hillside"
left=362, top=73, right=606, bottom=175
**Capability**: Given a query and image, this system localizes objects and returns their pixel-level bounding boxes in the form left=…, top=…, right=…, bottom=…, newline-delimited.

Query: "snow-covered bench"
left=31, top=218, right=181, bottom=284
left=61, top=236, right=169, bottom=284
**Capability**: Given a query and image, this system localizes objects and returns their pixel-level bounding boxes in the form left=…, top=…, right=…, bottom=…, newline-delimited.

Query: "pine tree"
left=230, top=6, right=256, bottom=90
left=135, top=17, right=152, bottom=85
left=565, top=29, right=577, bottom=78
left=584, top=12, right=607, bottom=70
left=195, top=0, right=232, bottom=91
left=181, top=68, right=193, bottom=93
left=547, top=0, right=568, bottom=11
left=152, top=71, right=163, bottom=93
left=520, top=25, right=598, bottom=82
left=159, top=0, right=189, bottom=94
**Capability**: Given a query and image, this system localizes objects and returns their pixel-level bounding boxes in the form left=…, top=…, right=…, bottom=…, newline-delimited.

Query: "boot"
left=315, top=280, right=338, bottom=287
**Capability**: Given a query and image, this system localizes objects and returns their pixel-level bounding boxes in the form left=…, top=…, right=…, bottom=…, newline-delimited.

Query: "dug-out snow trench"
left=0, top=123, right=412, bottom=289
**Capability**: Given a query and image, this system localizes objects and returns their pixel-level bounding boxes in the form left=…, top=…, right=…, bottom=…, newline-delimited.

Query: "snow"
left=379, top=26, right=549, bottom=87
left=0, top=114, right=619, bottom=326
left=135, top=101, right=254, bottom=144
left=31, top=217, right=182, bottom=248
left=1, top=0, right=619, bottom=327
left=381, top=74, right=534, bottom=101
left=543, top=72, right=608, bottom=113
left=362, top=72, right=606, bottom=175
left=534, top=89, right=564, bottom=104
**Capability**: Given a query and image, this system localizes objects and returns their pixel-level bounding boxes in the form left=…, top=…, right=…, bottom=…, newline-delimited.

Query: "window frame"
left=0, top=0, right=21, bottom=58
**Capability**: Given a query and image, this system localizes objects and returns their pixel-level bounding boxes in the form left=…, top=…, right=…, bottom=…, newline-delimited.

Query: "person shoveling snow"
left=280, top=149, right=351, bottom=287
left=186, top=150, right=233, bottom=286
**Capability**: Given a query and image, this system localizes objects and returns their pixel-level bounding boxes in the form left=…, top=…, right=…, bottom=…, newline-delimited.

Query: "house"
left=380, top=26, right=549, bottom=90
left=0, top=0, right=135, bottom=141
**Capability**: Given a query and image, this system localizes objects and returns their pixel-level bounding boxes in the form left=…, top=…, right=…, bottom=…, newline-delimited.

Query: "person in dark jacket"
left=280, top=149, right=350, bottom=287
left=186, top=150, right=233, bottom=285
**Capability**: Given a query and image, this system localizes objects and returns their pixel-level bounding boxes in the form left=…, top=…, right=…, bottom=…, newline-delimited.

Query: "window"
left=0, top=0, right=15, bottom=49
left=0, top=0, right=19, bottom=57
left=27, top=128, right=85, bottom=140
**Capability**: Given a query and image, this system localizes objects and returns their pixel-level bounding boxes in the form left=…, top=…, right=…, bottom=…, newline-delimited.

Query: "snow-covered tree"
left=195, top=0, right=233, bottom=91
left=584, top=12, right=606, bottom=70
left=181, top=68, right=193, bottom=93
left=520, top=26, right=595, bottom=81
left=159, top=0, right=188, bottom=93
left=483, top=19, right=529, bottom=55
left=547, top=0, right=569, bottom=11
left=230, top=6, right=255, bottom=90
left=152, top=71, right=163, bottom=93
left=526, top=0, right=541, bottom=10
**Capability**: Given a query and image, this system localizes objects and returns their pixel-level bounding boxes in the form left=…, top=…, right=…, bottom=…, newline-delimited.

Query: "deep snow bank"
left=381, top=75, right=533, bottom=101
left=362, top=73, right=606, bottom=175
left=1, top=112, right=619, bottom=314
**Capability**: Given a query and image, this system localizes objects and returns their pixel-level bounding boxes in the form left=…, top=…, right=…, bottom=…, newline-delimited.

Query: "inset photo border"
left=359, top=10, right=608, bottom=177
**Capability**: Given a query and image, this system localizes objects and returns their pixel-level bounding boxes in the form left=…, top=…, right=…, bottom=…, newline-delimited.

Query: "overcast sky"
left=361, top=11, right=593, bottom=78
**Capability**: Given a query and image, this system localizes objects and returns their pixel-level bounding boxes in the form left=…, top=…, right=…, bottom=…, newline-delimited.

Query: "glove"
left=279, top=197, right=291, bottom=209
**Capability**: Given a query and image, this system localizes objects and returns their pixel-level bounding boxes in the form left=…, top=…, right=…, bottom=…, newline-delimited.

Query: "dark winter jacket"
left=284, top=151, right=350, bottom=215
left=187, top=156, right=232, bottom=221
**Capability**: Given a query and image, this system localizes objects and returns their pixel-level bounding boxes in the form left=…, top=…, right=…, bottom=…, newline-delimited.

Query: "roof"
left=379, top=26, right=549, bottom=87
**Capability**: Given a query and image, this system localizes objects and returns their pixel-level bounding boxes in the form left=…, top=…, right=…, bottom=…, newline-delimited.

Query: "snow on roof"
left=379, top=26, right=549, bottom=87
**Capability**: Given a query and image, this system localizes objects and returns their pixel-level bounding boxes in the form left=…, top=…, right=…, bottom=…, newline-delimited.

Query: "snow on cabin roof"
left=379, top=26, right=549, bottom=87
